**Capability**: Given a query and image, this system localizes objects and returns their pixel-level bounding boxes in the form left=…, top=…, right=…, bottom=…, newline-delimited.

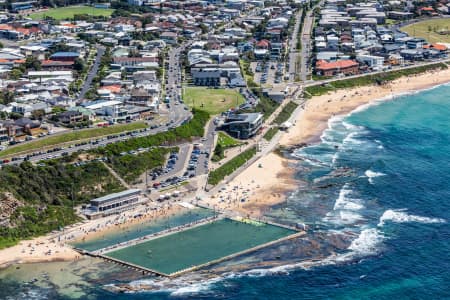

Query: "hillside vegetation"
left=0, top=161, right=124, bottom=249
left=93, top=109, right=209, bottom=156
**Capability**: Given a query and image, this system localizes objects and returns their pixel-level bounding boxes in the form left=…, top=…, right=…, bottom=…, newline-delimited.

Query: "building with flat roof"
left=84, top=189, right=142, bottom=219
left=221, top=113, right=263, bottom=139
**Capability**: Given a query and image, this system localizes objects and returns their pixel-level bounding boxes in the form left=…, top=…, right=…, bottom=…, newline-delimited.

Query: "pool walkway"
left=90, top=215, right=220, bottom=255
left=73, top=212, right=305, bottom=278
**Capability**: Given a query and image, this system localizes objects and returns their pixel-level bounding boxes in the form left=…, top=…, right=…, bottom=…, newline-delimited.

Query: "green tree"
left=9, top=112, right=23, bottom=120
left=51, top=106, right=66, bottom=114
left=73, top=57, right=85, bottom=72
left=0, top=91, right=15, bottom=105
left=9, top=68, right=23, bottom=80
left=25, top=56, right=41, bottom=71
left=30, top=109, right=45, bottom=121
left=199, top=23, right=208, bottom=34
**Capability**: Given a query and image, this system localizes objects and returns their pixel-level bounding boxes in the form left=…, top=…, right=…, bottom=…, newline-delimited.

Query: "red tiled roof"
left=316, top=59, right=359, bottom=71
left=15, top=28, right=32, bottom=35
left=41, top=60, right=74, bottom=66
left=431, top=43, right=447, bottom=51
left=421, top=6, right=434, bottom=11
left=101, top=85, right=121, bottom=93
left=0, top=24, right=13, bottom=30
left=256, top=39, right=270, bottom=48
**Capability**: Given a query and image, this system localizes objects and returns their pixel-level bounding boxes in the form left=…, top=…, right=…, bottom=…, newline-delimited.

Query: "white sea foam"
left=347, top=228, right=383, bottom=255
left=240, top=228, right=384, bottom=275
left=374, top=140, right=385, bottom=150
left=342, top=121, right=364, bottom=131
left=364, top=170, right=386, bottom=184
left=331, top=152, right=339, bottom=166
left=333, top=185, right=364, bottom=211
left=324, top=210, right=364, bottom=225
left=378, top=209, right=446, bottom=227
left=343, top=132, right=364, bottom=146
left=169, top=281, right=216, bottom=297
left=325, top=185, right=365, bottom=225
left=125, top=275, right=222, bottom=297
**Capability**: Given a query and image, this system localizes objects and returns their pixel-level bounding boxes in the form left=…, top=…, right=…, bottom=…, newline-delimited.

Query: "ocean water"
left=1, top=85, right=450, bottom=299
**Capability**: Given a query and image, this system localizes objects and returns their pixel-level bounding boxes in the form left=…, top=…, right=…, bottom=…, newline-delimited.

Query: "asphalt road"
left=195, top=120, right=216, bottom=176
left=165, top=42, right=191, bottom=125
left=300, top=10, right=314, bottom=81
left=2, top=42, right=196, bottom=165
left=77, top=45, right=105, bottom=101
left=300, top=1, right=324, bottom=82
left=288, top=9, right=303, bottom=82
left=7, top=123, right=175, bottom=164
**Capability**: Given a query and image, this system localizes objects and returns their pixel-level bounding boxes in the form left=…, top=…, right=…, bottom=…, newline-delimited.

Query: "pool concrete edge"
left=167, top=230, right=305, bottom=277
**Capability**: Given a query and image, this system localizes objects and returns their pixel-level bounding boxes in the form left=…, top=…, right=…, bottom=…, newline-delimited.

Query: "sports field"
left=401, top=18, right=450, bottom=43
left=30, top=6, right=114, bottom=20
left=183, top=87, right=245, bottom=115
left=105, top=218, right=295, bottom=275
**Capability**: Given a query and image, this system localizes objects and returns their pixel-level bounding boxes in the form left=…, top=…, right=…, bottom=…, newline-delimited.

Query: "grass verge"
left=272, top=102, right=299, bottom=125
left=0, top=122, right=148, bottom=158
left=208, top=147, right=257, bottom=185
left=263, top=127, right=279, bottom=141
left=305, top=62, right=448, bottom=97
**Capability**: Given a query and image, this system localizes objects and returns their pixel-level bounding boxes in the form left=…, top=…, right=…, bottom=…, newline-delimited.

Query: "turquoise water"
left=1, top=84, right=450, bottom=299
left=105, top=218, right=295, bottom=275
left=72, top=208, right=214, bottom=251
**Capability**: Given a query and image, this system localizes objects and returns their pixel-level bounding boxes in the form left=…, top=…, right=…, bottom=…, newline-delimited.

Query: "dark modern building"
left=221, top=113, right=263, bottom=139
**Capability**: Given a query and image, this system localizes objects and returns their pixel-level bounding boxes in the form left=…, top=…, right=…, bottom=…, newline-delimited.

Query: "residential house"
left=160, top=31, right=178, bottom=44
left=315, top=59, right=359, bottom=76
left=57, top=110, right=86, bottom=125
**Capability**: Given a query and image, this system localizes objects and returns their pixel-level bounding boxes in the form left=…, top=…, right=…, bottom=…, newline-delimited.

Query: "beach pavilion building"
left=83, top=189, right=142, bottom=219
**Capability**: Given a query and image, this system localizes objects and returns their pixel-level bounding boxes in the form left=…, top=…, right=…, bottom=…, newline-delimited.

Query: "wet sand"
left=2, top=67, right=450, bottom=268
left=211, top=67, right=450, bottom=215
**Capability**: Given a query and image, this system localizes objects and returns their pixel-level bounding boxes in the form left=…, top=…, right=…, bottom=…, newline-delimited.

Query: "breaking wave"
left=364, top=170, right=386, bottom=184
left=378, top=209, right=446, bottom=227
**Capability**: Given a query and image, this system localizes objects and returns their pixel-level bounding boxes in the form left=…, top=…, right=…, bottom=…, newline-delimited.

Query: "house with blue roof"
left=50, top=52, right=80, bottom=62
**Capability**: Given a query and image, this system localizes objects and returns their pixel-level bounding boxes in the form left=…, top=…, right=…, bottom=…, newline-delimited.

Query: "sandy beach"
left=200, top=152, right=299, bottom=217
left=281, top=67, right=450, bottom=146
left=0, top=202, right=189, bottom=270
left=213, top=67, right=450, bottom=215
left=2, top=66, right=450, bottom=269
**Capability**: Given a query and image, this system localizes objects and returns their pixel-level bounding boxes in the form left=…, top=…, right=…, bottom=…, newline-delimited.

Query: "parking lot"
left=147, top=143, right=210, bottom=193
left=252, top=61, right=285, bottom=86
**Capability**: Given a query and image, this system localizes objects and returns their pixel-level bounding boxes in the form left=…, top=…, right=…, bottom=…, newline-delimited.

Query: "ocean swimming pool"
left=72, top=208, right=214, bottom=252
left=104, top=218, right=296, bottom=275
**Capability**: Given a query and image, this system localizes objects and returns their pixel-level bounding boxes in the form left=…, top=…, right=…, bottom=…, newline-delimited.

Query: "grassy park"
left=0, top=122, right=147, bottom=158
left=217, top=131, right=242, bottom=148
left=183, top=87, right=245, bottom=115
left=30, top=6, right=114, bottom=20
left=212, top=131, right=244, bottom=162
left=401, top=19, right=450, bottom=43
